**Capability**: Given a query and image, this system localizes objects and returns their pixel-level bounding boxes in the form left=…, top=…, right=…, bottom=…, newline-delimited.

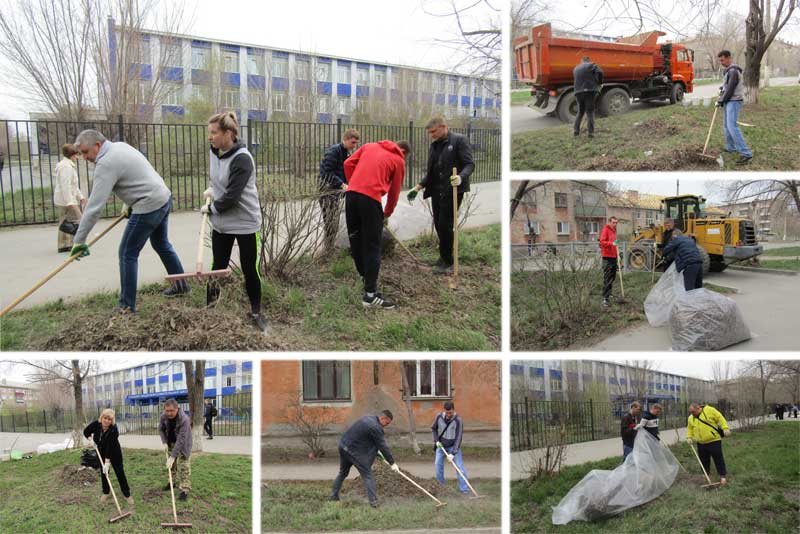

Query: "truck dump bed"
left=514, top=23, right=666, bottom=87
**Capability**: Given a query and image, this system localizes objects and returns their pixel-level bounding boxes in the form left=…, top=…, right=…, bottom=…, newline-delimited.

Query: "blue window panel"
left=317, top=112, right=332, bottom=123
left=161, top=105, right=184, bottom=116
left=172, top=373, right=182, bottom=381
left=272, top=77, right=289, bottom=91
left=129, top=63, right=152, bottom=80
left=422, top=93, right=433, bottom=104
left=192, top=40, right=211, bottom=48
left=124, top=381, right=131, bottom=388
left=374, top=64, right=387, bottom=71
left=448, top=95, right=458, bottom=106
left=161, top=67, right=183, bottom=82
left=374, top=87, right=386, bottom=99
left=192, top=69, right=211, bottom=84
left=247, top=47, right=264, bottom=55
left=134, top=379, right=143, bottom=387
left=535, top=368, right=545, bottom=376
left=242, top=361, right=253, bottom=371
left=676, top=385, right=681, bottom=391
left=222, top=364, right=236, bottom=375
left=242, top=384, right=252, bottom=391
left=220, top=43, right=239, bottom=52
left=247, top=74, right=265, bottom=89
left=337, top=83, right=351, bottom=96
left=338, top=59, right=351, bottom=66
left=104, top=385, right=112, bottom=391
left=248, top=110, right=267, bottom=121
left=272, top=50, right=289, bottom=59
left=549, top=369, right=562, bottom=379
left=205, top=368, right=217, bottom=377
left=221, top=72, right=240, bottom=86
left=295, top=79, right=311, bottom=92
left=485, top=98, right=493, bottom=107
left=510, top=365, right=523, bottom=375
left=204, top=388, right=217, bottom=397
left=296, top=53, right=311, bottom=61
left=356, top=86, right=369, bottom=97
left=221, top=386, right=236, bottom=396
left=356, top=62, right=370, bottom=69
left=318, top=56, right=332, bottom=64
left=158, top=375, right=169, bottom=384
left=473, top=97, right=482, bottom=107
left=461, top=96, right=470, bottom=107
left=670, top=385, right=676, bottom=391
left=609, top=377, right=618, bottom=384
left=391, top=89, right=400, bottom=100
left=620, top=378, right=627, bottom=385
left=114, top=384, right=121, bottom=390
left=435, top=94, right=446, bottom=105
left=406, top=92, right=417, bottom=103
left=146, top=377, right=155, bottom=385
left=496, top=99, right=501, bottom=108
left=317, top=81, right=332, bottom=94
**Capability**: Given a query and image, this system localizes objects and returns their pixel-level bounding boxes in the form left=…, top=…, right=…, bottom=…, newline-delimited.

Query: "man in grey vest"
left=717, top=50, right=752, bottom=165
left=72, top=130, right=187, bottom=313
left=573, top=56, right=604, bottom=138
left=432, top=401, right=470, bottom=495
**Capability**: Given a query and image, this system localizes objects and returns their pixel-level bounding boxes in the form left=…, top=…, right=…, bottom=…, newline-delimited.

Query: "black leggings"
left=210, top=230, right=262, bottom=314
left=101, top=461, right=131, bottom=498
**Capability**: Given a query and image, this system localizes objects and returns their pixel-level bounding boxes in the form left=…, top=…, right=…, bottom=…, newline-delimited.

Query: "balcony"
left=574, top=205, right=606, bottom=217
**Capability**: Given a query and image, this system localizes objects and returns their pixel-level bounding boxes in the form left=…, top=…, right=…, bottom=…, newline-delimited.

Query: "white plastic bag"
left=552, top=429, right=679, bottom=525
left=668, top=288, right=751, bottom=351
left=644, top=263, right=686, bottom=327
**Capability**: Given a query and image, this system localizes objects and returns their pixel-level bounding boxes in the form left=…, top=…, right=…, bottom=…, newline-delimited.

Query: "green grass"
left=763, top=246, right=800, bottom=257
left=694, top=78, right=724, bottom=86
left=263, top=445, right=500, bottom=463
left=0, top=225, right=500, bottom=351
left=263, top=479, right=501, bottom=531
left=511, top=269, right=734, bottom=351
left=512, top=90, right=532, bottom=105
left=0, top=448, right=251, bottom=533
left=511, top=85, right=800, bottom=171
left=511, top=421, right=800, bottom=533
left=758, top=259, right=800, bottom=271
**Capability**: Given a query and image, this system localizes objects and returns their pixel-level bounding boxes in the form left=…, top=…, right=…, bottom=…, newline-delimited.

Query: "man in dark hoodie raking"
left=432, top=401, right=471, bottom=495
left=717, top=50, right=752, bottom=165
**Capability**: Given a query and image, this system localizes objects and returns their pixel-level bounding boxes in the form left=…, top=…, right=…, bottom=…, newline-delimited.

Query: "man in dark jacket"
left=717, top=50, right=752, bottom=165
left=319, top=129, right=360, bottom=252
left=636, top=403, right=662, bottom=440
left=573, top=56, right=604, bottom=138
left=432, top=401, right=470, bottom=494
left=203, top=399, right=216, bottom=440
left=662, top=231, right=703, bottom=290
left=621, top=401, right=641, bottom=461
left=159, top=399, right=193, bottom=501
left=330, top=410, right=399, bottom=508
left=408, top=116, right=474, bottom=274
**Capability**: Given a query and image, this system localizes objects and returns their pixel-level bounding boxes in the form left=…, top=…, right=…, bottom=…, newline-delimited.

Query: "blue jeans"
left=722, top=101, right=752, bottom=157
left=118, top=198, right=184, bottom=311
left=435, top=445, right=469, bottom=494
left=623, top=444, right=633, bottom=461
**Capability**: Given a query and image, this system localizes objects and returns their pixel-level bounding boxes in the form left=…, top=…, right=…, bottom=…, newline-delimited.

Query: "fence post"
left=43, top=410, right=47, bottom=433
left=336, top=117, right=342, bottom=143
left=117, top=114, right=124, bottom=142
left=467, top=121, right=472, bottom=142
left=589, top=399, right=595, bottom=441
left=524, top=398, right=532, bottom=450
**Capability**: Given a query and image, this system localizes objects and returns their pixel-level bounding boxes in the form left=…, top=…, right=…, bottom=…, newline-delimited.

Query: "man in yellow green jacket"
left=686, top=403, right=731, bottom=485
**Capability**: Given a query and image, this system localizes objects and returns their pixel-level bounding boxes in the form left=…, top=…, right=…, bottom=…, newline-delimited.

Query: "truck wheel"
left=709, top=256, right=728, bottom=272
left=669, top=83, right=685, bottom=104
left=697, top=244, right=710, bottom=275
left=557, top=92, right=578, bottom=123
left=599, top=88, right=631, bottom=116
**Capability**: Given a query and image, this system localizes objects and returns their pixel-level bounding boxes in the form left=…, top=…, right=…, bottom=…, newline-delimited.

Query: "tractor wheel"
left=627, top=245, right=653, bottom=272
left=709, top=256, right=728, bottom=272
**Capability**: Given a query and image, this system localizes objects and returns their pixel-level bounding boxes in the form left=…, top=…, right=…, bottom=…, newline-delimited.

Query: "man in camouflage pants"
left=159, top=399, right=193, bottom=500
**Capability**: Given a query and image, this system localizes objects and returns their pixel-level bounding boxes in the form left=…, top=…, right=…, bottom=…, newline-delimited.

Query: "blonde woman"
left=53, top=143, right=86, bottom=252
left=83, top=409, right=133, bottom=505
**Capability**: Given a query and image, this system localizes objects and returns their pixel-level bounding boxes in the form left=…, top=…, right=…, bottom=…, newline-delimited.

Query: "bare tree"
left=741, top=360, right=780, bottom=406
left=400, top=362, right=422, bottom=455
left=183, top=360, right=205, bottom=453
left=744, top=0, right=798, bottom=103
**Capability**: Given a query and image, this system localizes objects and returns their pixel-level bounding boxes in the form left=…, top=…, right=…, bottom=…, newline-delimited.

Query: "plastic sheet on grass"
left=668, top=288, right=751, bottom=351
left=552, top=429, right=679, bottom=525
left=644, top=263, right=685, bottom=327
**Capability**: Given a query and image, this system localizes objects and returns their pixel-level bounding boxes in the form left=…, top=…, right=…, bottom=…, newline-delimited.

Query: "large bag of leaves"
left=552, top=428, right=679, bottom=525
left=668, top=288, right=750, bottom=351
left=644, top=263, right=685, bottom=327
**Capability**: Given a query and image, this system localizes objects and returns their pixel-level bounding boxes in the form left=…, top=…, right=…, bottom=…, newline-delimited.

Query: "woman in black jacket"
left=83, top=409, right=133, bottom=505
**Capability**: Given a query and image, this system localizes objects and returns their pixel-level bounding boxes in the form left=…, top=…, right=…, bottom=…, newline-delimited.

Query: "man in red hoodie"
left=344, top=139, right=411, bottom=309
left=599, top=216, right=619, bottom=307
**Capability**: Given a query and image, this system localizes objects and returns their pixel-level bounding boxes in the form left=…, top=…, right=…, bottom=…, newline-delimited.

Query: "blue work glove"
left=70, top=244, right=90, bottom=260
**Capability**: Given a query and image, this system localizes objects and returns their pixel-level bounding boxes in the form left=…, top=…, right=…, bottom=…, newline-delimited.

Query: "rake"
left=384, top=224, right=426, bottom=267
left=686, top=440, right=721, bottom=489
left=436, top=443, right=484, bottom=499
left=448, top=167, right=460, bottom=290
left=92, top=443, right=132, bottom=523
left=165, top=197, right=231, bottom=283
left=378, top=451, right=447, bottom=508
left=161, top=448, right=192, bottom=529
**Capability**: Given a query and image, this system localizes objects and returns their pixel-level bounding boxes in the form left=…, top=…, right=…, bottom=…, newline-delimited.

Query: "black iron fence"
left=510, top=398, right=757, bottom=452
left=0, top=116, right=500, bottom=225
left=0, top=392, right=251, bottom=436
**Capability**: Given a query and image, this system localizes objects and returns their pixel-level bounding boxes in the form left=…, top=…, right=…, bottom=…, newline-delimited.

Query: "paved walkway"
left=0, top=431, right=251, bottom=455
left=262, top=459, right=500, bottom=481
left=0, top=181, right=500, bottom=310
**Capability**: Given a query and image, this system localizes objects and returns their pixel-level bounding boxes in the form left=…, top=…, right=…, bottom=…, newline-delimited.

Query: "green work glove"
left=121, top=204, right=131, bottom=218
left=613, top=240, right=619, bottom=246
left=407, top=189, right=418, bottom=203
left=70, top=244, right=90, bottom=260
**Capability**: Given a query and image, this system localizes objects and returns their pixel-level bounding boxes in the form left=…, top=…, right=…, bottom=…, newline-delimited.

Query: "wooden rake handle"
left=166, top=447, right=179, bottom=523
left=379, top=452, right=444, bottom=506
left=0, top=213, right=127, bottom=318
left=452, top=167, right=459, bottom=281
left=702, top=104, right=719, bottom=156
left=686, top=440, right=713, bottom=484
left=93, top=443, right=124, bottom=515
left=437, top=443, right=479, bottom=497
left=196, top=198, right=212, bottom=273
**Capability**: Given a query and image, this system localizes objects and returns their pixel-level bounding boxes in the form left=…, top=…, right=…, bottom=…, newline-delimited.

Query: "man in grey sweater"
left=717, top=50, right=752, bottom=165
left=72, top=129, right=187, bottom=312
left=159, top=399, right=193, bottom=501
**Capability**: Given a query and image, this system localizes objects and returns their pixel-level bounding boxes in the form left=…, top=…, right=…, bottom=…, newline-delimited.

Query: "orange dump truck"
left=514, top=23, right=695, bottom=122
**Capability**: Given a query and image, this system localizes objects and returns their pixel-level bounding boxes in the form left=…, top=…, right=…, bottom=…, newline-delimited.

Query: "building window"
left=524, top=220, right=539, bottom=235
left=302, top=361, right=351, bottom=401
left=357, top=66, right=369, bottom=86
left=206, top=376, right=216, bottom=389
left=249, top=91, right=266, bottom=111
left=242, top=372, right=252, bottom=385
left=225, top=376, right=234, bottom=388
left=391, top=72, right=399, bottom=90
left=315, top=61, right=331, bottom=82
left=550, top=376, right=562, bottom=391
left=356, top=97, right=368, bottom=113
left=295, top=94, right=310, bottom=112
left=222, top=50, right=239, bottom=73
left=162, top=41, right=182, bottom=68
left=403, top=360, right=451, bottom=398
left=272, top=56, right=288, bottom=78
left=134, top=38, right=151, bottom=64
left=557, top=221, right=570, bottom=235
left=173, top=377, right=184, bottom=390
left=337, top=97, right=351, bottom=115
left=247, top=53, right=264, bottom=76
left=272, top=91, right=287, bottom=111
left=461, top=82, right=469, bottom=97
left=449, top=78, right=457, bottom=94
left=135, top=81, right=149, bottom=103
left=404, top=75, right=416, bottom=92
left=374, top=70, right=386, bottom=88
left=582, top=221, right=599, bottom=234
left=295, top=58, right=311, bottom=80
left=337, top=63, right=351, bottom=84
left=191, top=47, right=209, bottom=69
left=317, top=95, right=330, bottom=113
left=422, top=75, right=433, bottom=92
left=436, top=76, right=446, bottom=93
left=191, top=85, right=210, bottom=101
left=555, top=192, right=568, bottom=208
left=163, top=83, right=183, bottom=106
left=223, top=88, right=240, bottom=109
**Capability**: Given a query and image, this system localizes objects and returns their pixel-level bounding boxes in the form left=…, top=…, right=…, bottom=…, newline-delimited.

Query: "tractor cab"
left=662, top=194, right=705, bottom=233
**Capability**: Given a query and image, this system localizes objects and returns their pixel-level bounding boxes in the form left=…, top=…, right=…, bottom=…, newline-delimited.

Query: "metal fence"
left=0, top=116, right=500, bottom=225
left=511, top=242, right=631, bottom=272
left=0, top=392, right=251, bottom=436
left=510, top=398, right=753, bottom=452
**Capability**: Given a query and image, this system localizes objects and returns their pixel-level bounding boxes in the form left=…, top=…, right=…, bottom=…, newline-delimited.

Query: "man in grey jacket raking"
left=159, top=399, right=193, bottom=501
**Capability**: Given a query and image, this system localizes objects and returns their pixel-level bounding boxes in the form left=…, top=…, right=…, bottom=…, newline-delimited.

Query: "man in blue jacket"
left=432, top=401, right=470, bottom=495
left=573, top=56, right=604, bottom=138
left=330, top=410, right=399, bottom=508
left=319, top=129, right=360, bottom=252
left=663, top=231, right=704, bottom=290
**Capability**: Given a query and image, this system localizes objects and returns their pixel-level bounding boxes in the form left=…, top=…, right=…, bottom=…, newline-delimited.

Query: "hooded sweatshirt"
left=719, top=64, right=745, bottom=104
left=208, top=141, right=262, bottom=234
left=431, top=412, right=464, bottom=452
left=344, top=140, right=406, bottom=218
left=599, top=224, right=618, bottom=259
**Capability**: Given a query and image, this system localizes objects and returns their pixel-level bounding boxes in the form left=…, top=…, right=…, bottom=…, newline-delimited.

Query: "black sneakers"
left=250, top=313, right=269, bottom=334
left=362, top=293, right=396, bottom=309
left=433, top=263, right=454, bottom=275
left=602, top=298, right=610, bottom=308
left=163, top=282, right=190, bottom=297
left=735, top=155, right=753, bottom=165
left=163, top=483, right=171, bottom=491
left=178, top=491, right=188, bottom=501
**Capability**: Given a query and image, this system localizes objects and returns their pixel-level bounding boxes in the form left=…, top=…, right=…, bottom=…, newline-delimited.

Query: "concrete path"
left=0, top=431, right=251, bottom=455
left=0, top=181, right=500, bottom=310
left=589, top=267, right=800, bottom=351
left=262, top=459, right=500, bottom=481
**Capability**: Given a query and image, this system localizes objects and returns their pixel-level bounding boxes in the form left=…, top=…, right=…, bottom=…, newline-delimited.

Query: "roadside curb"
left=728, top=265, right=798, bottom=276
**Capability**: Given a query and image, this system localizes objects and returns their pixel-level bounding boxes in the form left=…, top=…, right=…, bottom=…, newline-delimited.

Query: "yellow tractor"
left=627, top=194, right=763, bottom=273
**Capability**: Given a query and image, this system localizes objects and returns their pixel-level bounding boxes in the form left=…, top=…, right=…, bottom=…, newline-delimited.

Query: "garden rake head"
left=92, top=444, right=132, bottom=523
left=165, top=198, right=231, bottom=284
left=685, top=440, right=721, bottom=490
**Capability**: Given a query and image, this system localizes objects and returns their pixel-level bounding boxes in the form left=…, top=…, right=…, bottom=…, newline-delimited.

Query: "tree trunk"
left=71, top=360, right=87, bottom=448
left=400, top=363, right=421, bottom=455
left=184, top=360, right=206, bottom=452
left=744, top=1, right=763, bottom=104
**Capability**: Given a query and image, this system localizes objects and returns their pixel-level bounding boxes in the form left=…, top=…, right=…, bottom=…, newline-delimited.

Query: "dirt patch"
left=59, top=464, right=98, bottom=487
left=343, top=461, right=459, bottom=501
left=633, top=117, right=680, bottom=136
left=577, top=144, right=721, bottom=171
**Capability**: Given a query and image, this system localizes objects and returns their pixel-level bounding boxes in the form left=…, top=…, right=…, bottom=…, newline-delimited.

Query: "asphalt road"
left=511, top=76, right=797, bottom=134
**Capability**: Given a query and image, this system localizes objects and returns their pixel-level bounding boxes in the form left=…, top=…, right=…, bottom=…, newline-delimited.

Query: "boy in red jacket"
left=344, top=139, right=411, bottom=309
left=599, top=216, right=619, bottom=307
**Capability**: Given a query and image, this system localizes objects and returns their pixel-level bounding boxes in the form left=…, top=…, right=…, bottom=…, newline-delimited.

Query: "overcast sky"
left=609, top=179, right=733, bottom=204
